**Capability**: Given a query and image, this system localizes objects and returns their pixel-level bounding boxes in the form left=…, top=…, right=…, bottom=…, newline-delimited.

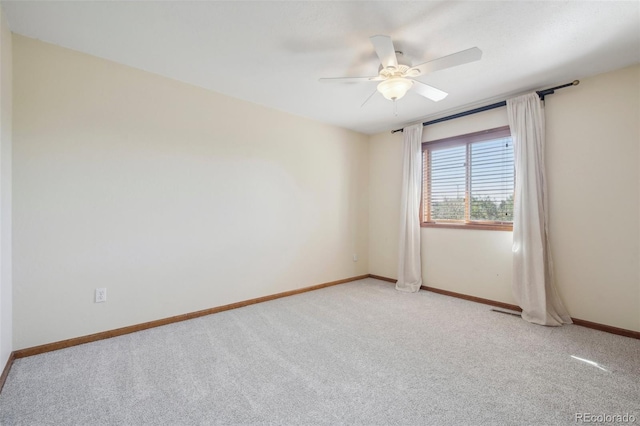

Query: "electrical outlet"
left=95, top=288, right=107, bottom=303
left=353, top=253, right=358, bottom=262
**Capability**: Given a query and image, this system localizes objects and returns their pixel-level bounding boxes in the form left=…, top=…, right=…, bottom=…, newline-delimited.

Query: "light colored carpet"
left=1, top=278, right=638, bottom=425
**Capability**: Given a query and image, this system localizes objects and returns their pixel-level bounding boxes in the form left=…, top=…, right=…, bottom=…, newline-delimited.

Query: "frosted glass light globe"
left=377, top=77, right=413, bottom=101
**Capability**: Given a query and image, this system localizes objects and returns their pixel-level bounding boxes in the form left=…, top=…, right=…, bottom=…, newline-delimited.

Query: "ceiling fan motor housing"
left=378, top=52, right=419, bottom=78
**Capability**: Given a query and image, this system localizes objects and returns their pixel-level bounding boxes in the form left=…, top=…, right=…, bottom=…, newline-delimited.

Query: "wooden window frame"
left=421, top=126, right=513, bottom=231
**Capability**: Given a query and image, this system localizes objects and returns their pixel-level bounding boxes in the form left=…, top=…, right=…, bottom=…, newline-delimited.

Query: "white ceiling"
left=3, top=1, right=639, bottom=134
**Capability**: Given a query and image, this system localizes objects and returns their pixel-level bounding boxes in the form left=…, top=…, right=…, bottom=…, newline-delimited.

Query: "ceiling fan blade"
left=370, top=35, right=398, bottom=69
left=411, top=81, right=448, bottom=102
left=410, top=47, right=482, bottom=76
left=318, top=76, right=382, bottom=83
left=360, top=90, right=378, bottom=108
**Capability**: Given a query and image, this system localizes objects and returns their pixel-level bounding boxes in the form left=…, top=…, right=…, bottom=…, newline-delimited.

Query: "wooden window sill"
left=421, top=222, right=513, bottom=232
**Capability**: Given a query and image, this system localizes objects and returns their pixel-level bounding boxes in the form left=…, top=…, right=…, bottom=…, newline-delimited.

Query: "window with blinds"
left=422, top=126, right=513, bottom=230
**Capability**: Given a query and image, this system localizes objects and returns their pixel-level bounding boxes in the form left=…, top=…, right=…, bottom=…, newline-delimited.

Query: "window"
left=422, top=126, right=514, bottom=230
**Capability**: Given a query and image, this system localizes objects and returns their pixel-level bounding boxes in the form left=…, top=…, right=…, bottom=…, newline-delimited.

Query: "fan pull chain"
left=393, top=99, right=398, bottom=116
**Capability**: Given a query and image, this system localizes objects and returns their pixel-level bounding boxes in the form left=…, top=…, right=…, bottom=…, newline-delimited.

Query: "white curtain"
left=507, top=93, right=572, bottom=326
left=396, top=123, right=423, bottom=293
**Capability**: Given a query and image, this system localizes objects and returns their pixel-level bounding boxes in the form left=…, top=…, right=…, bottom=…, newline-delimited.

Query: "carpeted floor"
left=1, top=278, right=638, bottom=425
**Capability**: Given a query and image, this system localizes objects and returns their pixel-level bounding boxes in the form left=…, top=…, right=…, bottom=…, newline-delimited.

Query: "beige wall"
left=13, top=35, right=369, bottom=349
left=367, top=130, right=403, bottom=279
left=369, top=65, right=640, bottom=332
left=545, top=65, right=639, bottom=330
left=0, top=6, right=13, bottom=365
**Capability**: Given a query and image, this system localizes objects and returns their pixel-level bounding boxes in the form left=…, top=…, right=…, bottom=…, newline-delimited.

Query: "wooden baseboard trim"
left=0, top=352, right=15, bottom=393
left=367, top=274, right=397, bottom=283
left=13, top=274, right=369, bottom=359
left=420, top=285, right=523, bottom=313
left=367, top=274, right=639, bottom=340
left=570, top=317, right=640, bottom=340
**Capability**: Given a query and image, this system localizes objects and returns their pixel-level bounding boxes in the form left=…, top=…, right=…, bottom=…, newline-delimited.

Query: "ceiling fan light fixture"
left=377, top=77, right=413, bottom=101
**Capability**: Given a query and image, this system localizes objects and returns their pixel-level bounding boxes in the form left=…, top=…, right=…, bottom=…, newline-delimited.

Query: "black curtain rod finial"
left=536, top=80, right=579, bottom=101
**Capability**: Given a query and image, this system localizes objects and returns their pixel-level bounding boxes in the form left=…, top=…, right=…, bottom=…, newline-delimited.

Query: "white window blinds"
left=423, top=126, right=513, bottom=228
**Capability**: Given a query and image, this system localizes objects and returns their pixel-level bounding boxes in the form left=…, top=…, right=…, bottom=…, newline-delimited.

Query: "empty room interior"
left=0, top=1, right=638, bottom=425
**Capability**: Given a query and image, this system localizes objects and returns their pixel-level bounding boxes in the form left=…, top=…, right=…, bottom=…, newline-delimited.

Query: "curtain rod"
left=390, top=80, right=580, bottom=134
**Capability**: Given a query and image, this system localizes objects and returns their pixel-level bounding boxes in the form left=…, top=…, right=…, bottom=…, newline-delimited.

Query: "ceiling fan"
left=319, top=35, right=482, bottom=106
